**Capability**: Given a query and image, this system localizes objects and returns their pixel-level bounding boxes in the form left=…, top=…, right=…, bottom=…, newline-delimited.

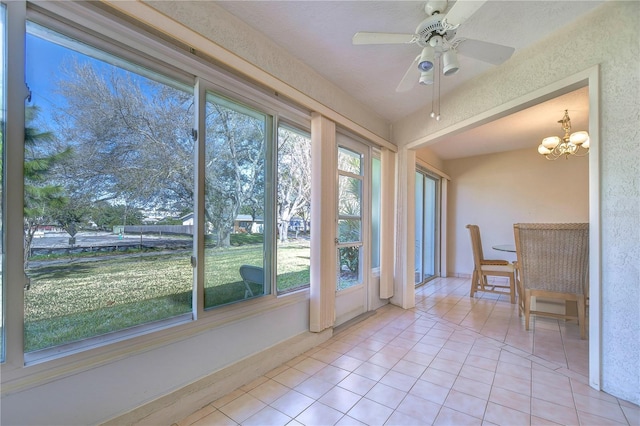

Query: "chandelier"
left=537, top=110, right=590, bottom=160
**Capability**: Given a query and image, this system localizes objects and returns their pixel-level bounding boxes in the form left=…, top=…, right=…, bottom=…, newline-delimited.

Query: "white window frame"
left=1, top=0, right=311, bottom=385
left=275, top=121, right=312, bottom=295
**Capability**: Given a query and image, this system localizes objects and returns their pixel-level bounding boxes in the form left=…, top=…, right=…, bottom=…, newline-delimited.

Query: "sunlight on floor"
left=172, top=277, right=638, bottom=426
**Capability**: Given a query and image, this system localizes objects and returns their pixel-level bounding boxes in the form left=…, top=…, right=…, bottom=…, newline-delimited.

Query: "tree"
left=277, top=127, right=311, bottom=242
left=50, top=58, right=267, bottom=249
left=53, top=59, right=195, bottom=215
left=49, top=196, right=91, bottom=238
left=205, top=100, right=265, bottom=247
left=23, top=105, right=73, bottom=269
left=90, top=202, right=144, bottom=231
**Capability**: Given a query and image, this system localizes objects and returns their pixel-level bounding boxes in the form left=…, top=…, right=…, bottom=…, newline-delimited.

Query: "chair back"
left=513, top=223, right=588, bottom=295
left=466, top=224, right=485, bottom=269
left=240, top=265, right=264, bottom=285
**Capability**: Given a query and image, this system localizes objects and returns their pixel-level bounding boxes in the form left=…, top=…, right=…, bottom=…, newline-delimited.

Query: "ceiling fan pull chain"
left=438, top=55, right=442, bottom=120
left=432, top=55, right=441, bottom=121
left=430, top=89, right=439, bottom=120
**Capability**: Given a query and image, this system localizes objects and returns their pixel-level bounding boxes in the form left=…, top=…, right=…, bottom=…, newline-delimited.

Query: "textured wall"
left=397, top=2, right=640, bottom=405
left=144, top=1, right=390, bottom=141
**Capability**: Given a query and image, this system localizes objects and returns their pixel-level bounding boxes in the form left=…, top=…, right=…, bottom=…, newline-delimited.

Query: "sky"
left=24, top=22, right=192, bottom=135
left=25, top=32, right=72, bottom=125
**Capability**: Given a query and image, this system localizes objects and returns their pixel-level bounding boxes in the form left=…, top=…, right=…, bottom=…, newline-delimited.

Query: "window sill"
left=23, top=313, right=194, bottom=367
left=1, top=288, right=310, bottom=396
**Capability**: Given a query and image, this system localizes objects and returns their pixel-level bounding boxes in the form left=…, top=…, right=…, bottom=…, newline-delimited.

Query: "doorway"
left=334, top=135, right=370, bottom=326
left=404, top=68, right=600, bottom=389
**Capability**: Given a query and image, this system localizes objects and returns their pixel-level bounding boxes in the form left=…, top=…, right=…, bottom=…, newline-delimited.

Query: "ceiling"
left=215, top=1, right=601, bottom=159
left=427, top=86, right=589, bottom=160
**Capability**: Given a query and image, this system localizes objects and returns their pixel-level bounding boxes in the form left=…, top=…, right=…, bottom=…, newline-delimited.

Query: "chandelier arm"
left=572, top=147, right=590, bottom=157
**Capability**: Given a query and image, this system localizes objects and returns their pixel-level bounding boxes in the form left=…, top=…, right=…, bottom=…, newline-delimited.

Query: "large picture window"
left=23, top=22, right=194, bottom=354
left=1, top=4, right=313, bottom=364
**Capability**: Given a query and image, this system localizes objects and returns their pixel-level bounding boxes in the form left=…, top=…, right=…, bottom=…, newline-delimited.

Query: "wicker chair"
left=513, top=223, right=589, bottom=339
left=466, top=225, right=516, bottom=304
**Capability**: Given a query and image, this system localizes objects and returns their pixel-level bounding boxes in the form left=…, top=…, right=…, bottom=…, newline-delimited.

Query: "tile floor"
left=175, top=277, right=639, bottom=426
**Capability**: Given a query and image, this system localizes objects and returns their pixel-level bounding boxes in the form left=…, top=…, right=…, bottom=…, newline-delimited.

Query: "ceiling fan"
left=352, top=0, right=515, bottom=92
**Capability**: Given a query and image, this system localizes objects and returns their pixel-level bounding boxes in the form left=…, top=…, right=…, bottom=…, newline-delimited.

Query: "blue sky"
left=25, top=32, right=72, bottom=125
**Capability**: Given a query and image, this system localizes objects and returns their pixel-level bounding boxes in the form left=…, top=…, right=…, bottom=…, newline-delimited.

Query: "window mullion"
left=193, top=78, right=206, bottom=320
left=4, top=0, right=27, bottom=368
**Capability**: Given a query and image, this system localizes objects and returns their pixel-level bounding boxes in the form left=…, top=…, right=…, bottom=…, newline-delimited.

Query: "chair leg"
left=524, top=289, right=531, bottom=331
left=577, top=294, right=586, bottom=340
left=470, top=269, right=478, bottom=298
left=516, top=278, right=524, bottom=317
left=244, top=282, right=254, bottom=298
left=481, top=275, right=489, bottom=290
left=509, top=274, right=515, bottom=304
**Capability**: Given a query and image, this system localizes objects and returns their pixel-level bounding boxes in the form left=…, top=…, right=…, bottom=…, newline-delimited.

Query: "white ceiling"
left=427, top=86, right=590, bottom=159
left=215, top=1, right=601, bottom=159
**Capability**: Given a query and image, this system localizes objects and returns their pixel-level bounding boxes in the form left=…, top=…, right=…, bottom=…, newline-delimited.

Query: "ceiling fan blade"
left=442, top=0, right=487, bottom=27
left=352, top=32, right=417, bottom=45
left=456, top=39, right=515, bottom=65
left=396, top=55, right=420, bottom=92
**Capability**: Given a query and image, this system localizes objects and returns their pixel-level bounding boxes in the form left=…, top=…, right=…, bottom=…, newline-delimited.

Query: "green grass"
left=24, top=237, right=310, bottom=352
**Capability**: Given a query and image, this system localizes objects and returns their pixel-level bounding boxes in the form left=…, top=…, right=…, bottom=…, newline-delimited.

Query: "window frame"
left=2, top=0, right=312, bottom=376
left=275, top=121, right=312, bottom=295
left=198, top=82, right=276, bottom=312
left=0, top=1, right=7, bottom=364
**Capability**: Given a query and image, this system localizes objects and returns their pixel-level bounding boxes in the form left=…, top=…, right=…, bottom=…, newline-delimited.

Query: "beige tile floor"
left=176, top=277, right=639, bottom=426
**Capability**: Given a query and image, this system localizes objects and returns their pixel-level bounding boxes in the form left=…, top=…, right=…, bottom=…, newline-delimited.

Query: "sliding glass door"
left=415, top=168, right=440, bottom=286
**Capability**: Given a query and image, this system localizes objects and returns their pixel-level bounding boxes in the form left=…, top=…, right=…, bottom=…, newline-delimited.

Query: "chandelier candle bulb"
left=570, top=131, right=589, bottom=146
left=542, top=136, right=561, bottom=149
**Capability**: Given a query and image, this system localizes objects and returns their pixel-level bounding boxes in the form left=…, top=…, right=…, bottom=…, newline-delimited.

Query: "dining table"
left=492, top=244, right=516, bottom=253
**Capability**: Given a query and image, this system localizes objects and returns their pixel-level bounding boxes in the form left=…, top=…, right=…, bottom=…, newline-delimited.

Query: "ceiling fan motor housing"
left=415, top=14, right=456, bottom=48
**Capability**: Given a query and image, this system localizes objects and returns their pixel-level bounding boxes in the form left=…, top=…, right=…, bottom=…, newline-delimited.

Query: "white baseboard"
left=102, top=329, right=333, bottom=425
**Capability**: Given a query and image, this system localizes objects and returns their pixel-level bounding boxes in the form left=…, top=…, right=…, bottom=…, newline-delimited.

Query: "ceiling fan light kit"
left=538, top=110, right=590, bottom=160
left=442, top=49, right=460, bottom=76
left=419, top=69, right=434, bottom=85
left=352, top=0, right=515, bottom=92
left=418, top=46, right=435, bottom=71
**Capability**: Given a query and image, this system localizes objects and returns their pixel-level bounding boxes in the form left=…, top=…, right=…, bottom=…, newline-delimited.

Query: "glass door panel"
left=336, top=147, right=363, bottom=290
left=415, top=172, right=424, bottom=284
left=415, top=168, right=440, bottom=286
left=422, top=176, right=437, bottom=280
left=334, top=135, right=369, bottom=327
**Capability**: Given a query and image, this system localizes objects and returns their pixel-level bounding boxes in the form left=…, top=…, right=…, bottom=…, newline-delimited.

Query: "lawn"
left=24, top=236, right=310, bottom=352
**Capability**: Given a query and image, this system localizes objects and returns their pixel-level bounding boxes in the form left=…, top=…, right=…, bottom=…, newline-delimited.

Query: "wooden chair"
left=513, top=261, right=525, bottom=316
left=513, top=223, right=589, bottom=339
left=466, top=224, right=516, bottom=304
